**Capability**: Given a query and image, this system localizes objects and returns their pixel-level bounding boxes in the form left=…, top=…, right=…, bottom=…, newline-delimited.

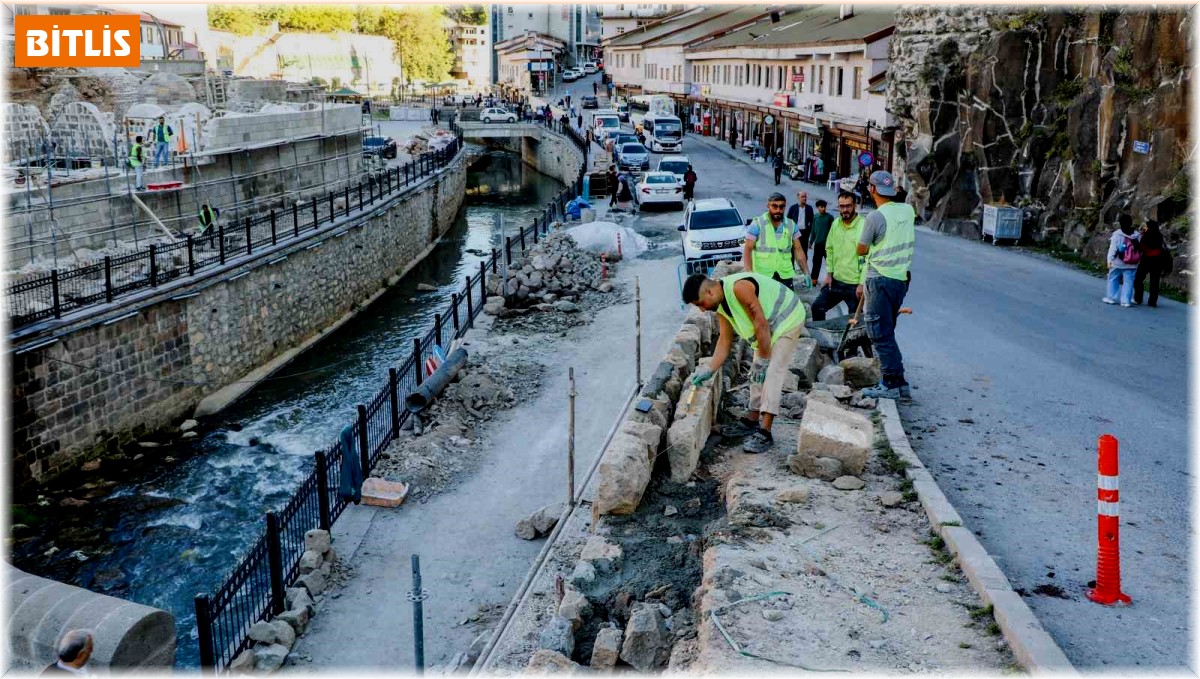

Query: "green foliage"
left=356, top=6, right=454, bottom=82
left=1166, top=172, right=1190, bottom=203
left=1051, top=77, right=1084, bottom=107
left=959, top=642, right=973, bottom=649
left=1112, top=46, right=1154, bottom=100
left=208, top=6, right=264, bottom=35
left=209, top=5, right=353, bottom=33
left=1088, top=159, right=1102, bottom=175
left=447, top=5, right=489, bottom=25
left=968, top=603, right=994, bottom=620
left=1005, top=10, right=1043, bottom=31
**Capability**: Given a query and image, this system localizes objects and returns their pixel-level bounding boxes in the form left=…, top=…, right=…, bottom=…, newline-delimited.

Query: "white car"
left=562, top=69, right=581, bottom=82
left=582, top=62, right=599, bottom=74
left=634, top=171, right=684, bottom=209
left=481, top=107, right=516, bottom=123
left=678, top=197, right=747, bottom=262
left=657, top=155, right=691, bottom=184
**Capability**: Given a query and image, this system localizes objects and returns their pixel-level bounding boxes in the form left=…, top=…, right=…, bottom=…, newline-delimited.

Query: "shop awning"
left=800, top=122, right=820, bottom=136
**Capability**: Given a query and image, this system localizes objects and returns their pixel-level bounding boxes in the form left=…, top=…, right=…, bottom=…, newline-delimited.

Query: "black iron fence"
left=193, top=123, right=589, bottom=672
left=7, top=125, right=467, bottom=334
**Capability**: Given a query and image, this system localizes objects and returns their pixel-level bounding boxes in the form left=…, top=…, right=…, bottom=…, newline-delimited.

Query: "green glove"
left=691, top=367, right=714, bottom=386
left=749, top=358, right=769, bottom=385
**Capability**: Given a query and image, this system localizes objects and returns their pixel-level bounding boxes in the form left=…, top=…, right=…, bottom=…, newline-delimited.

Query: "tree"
left=447, top=5, right=488, bottom=25
left=356, top=6, right=453, bottom=83
left=208, top=6, right=265, bottom=35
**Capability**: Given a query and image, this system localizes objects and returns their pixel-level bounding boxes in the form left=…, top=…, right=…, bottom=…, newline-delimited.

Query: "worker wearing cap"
left=682, top=271, right=806, bottom=455
left=150, top=116, right=173, bottom=168
left=857, top=170, right=916, bottom=400
left=811, top=191, right=865, bottom=321
left=742, top=192, right=811, bottom=292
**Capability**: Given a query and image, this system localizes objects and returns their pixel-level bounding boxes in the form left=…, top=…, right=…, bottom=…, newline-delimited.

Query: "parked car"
left=581, top=95, right=599, bottom=109
left=362, top=135, right=398, bottom=159
left=634, top=171, right=684, bottom=209
left=657, top=155, right=691, bottom=184
left=582, top=61, right=599, bottom=74
left=562, top=69, right=581, bottom=82
left=615, top=133, right=640, bottom=148
left=616, top=143, right=650, bottom=172
left=481, top=107, right=517, bottom=123
left=616, top=101, right=630, bottom=122
left=678, top=197, right=746, bottom=263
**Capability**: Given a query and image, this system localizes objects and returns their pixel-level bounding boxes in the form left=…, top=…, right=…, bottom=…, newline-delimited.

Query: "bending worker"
left=683, top=271, right=806, bottom=455
left=197, top=203, right=219, bottom=237
left=811, top=191, right=865, bottom=321
left=857, top=171, right=916, bottom=400
left=742, top=192, right=811, bottom=292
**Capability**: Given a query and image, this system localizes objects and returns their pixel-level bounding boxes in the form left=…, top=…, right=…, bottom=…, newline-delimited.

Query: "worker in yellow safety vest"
left=856, top=170, right=916, bottom=400
left=682, top=270, right=807, bottom=455
left=741, top=192, right=811, bottom=291
left=198, top=204, right=219, bottom=237
left=129, top=135, right=145, bottom=190
left=150, top=116, right=174, bottom=167
left=811, top=191, right=865, bottom=321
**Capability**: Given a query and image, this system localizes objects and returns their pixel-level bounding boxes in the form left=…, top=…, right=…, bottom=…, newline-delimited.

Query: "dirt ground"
left=689, top=416, right=1019, bottom=674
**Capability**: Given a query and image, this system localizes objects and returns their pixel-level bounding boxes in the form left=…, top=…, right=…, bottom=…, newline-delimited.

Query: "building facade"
left=601, top=4, right=676, bottom=40
left=448, top=20, right=492, bottom=87
left=491, top=3, right=602, bottom=75
left=495, top=33, right=566, bottom=96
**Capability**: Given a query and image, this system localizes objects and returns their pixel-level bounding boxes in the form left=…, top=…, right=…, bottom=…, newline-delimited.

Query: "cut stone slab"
left=594, top=435, right=651, bottom=516
left=789, top=338, right=822, bottom=387
left=361, top=477, right=409, bottom=508
left=795, top=399, right=873, bottom=476
left=558, top=589, right=592, bottom=629
left=590, top=626, right=623, bottom=669
left=538, top=615, right=575, bottom=657
left=666, top=365, right=719, bottom=483
left=621, top=602, right=671, bottom=671
left=840, top=356, right=882, bottom=388
left=621, top=421, right=663, bottom=460
left=526, top=649, right=580, bottom=673
left=303, top=529, right=330, bottom=554
left=833, top=475, right=866, bottom=491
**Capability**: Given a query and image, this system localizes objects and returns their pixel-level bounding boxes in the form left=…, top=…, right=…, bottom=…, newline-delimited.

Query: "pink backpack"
left=1120, top=235, right=1141, bottom=264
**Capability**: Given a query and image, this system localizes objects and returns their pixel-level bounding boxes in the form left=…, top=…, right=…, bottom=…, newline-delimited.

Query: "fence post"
left=479, top=261, right=487, bottom=302
left=270, top=210, right=277, bottom=246
left=293, top=203, right=300, bottom=237
left=265, top=512, right=286, bottom=615
left=357, top=405, right=370, bottom=473
left=329, top=192, right=335, bottom=223
left=451, top=292, right=460, bottom=335
left=51, top=269, right=61, bottom=318
left=505, top=237, right=512, bottom=266
left=245, top=217, right=252, bottom=255
left=149, top=244, right=158, bottom=287
left=104, top=256, right=113, bottom=303
left=533, top=222, right=539, bottom=244
left=314, top=450, right=332, bottom=531
left=358, top=182, right=364, bottom=211
left=412, top=337, right=423, bottom=386
left=194, top=594, right=216, bottom=672
left=344, top=186, right=350, bottom=217
left=219, top=222, right=226, bottom=264
left=186, top=236, right=195, bottom=277
left=465, top=276, right=473, bottom=324
left=389, top=367, right=401, bottom=436
left=520, top=224, right=526, bottom=252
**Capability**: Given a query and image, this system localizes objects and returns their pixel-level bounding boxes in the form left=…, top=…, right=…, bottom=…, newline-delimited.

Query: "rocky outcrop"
left=890, top=7, right=1191, bottom=289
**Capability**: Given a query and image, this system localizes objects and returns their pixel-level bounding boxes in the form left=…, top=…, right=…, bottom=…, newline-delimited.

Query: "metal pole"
left=315, top=450, right=332, bottom=530
left=194, top=594, right=216, bottom=672
left=568, top=367, right=576, bottom=507
left=636, top=276, right=642, bottom=388
left=265, top=512, right=286, bottom=615
left=409, top=554, right=427, bottom=675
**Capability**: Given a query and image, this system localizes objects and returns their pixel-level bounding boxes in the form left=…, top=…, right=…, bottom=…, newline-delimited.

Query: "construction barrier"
left=1086, top=434, right=1132, bottom=606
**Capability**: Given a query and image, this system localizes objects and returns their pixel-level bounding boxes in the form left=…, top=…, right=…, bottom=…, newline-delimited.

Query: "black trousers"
left=774, top=167, right=782, bottom=185
left=811, top=279, right=860, bottom=321
left=809, top=241, right=826, bottom=282
left=1134, top=256, right=1164, bottom=306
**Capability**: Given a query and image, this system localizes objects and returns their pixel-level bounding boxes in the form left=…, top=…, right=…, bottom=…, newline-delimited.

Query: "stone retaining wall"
left=11, top=154, right=466, bottom=489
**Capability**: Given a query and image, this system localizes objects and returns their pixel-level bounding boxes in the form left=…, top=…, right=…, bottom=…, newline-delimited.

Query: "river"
left=13, top=150, right=564, bottom=668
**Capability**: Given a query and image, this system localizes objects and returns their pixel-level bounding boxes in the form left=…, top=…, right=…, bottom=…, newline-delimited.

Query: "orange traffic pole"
left=1086, top=434, right=1132, bottom=606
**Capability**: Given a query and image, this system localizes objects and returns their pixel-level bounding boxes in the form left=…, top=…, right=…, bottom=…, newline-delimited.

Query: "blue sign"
left=1133, top=140, right=1151, bottom=155
left=858, top=151, right=874, bottom=167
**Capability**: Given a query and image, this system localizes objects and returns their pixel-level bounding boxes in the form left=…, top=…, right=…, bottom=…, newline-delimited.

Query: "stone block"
left=789, top=338, right=822, bottom=388
left=590, top=626, right=623, bottom=670
left=673, top=324, right=702, bottom=361
left=840, top=356, right=881, bottom=388
left=538, top=616, right=575, bottom=657
left=580, top=536, right=623, bottom=574
left=295, top=570, right=326, bottom=597
left=276, top=607, right=309, bottom=635
left=794, top=400, right=872, bottom=476
left=667, top=382, right=714, bottom=483
left=269, top=620, right=296, bottom=650
left=253, top=643, right=289, bottom=673
left=594, top=436, right=651, bottom=516
left=621, top=420, right=663, bottom=461
left=620, top=603, right=670, bottom=671
left=248, top=621, right=276, bottom=644
left=230, top=649, right=255, bottom=673
left=303, top=529, right=331, bottom=554
left=817, top=364, right=844, bottom=385
left=558, top=588, right=591, bottom=629
left=285, top=587, right=314, bottom=615
left=526, top=649, right=580, bottom=673
left=361, top=477, right=410, bottom=507
left=298, top=550, right=322, bottom=575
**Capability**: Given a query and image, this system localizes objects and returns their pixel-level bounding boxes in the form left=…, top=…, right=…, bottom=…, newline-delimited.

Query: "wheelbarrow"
left=805, top=315, right=871, bottom=362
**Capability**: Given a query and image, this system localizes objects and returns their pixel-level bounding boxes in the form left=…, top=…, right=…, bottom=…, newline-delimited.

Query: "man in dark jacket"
left=606, top=165, right=619, bottom=207
left=773, top=153, right=784, bottom=185
left=683, top=165, right=698, bottom=201
left=786, top=191, right=815, bottom=252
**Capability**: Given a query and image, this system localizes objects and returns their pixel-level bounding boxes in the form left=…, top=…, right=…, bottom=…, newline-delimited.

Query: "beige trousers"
left=749, top=324, right=803, bottom=416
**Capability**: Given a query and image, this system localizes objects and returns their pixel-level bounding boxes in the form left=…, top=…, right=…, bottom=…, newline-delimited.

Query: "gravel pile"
left=483, top=231, right=616, bottom=318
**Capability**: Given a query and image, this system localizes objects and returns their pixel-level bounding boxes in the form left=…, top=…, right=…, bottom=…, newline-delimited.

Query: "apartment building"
left=601, top=4, right=677, bottom=40
left=602, top=6, right=718, bottom=98
left=3, top=4, right=189, bottom=59
left=448, top=20, right=492, bottom=87
left=495, top=33, right=566, bottom=95
left=490, top=3, right=602, bottom=74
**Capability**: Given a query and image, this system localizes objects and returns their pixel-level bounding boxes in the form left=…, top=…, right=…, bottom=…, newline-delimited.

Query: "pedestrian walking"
left=150, top=116, right=173, bottom=167
left=786, top=191, right=814, bottom=253
left=773, top=153, right=784, bottom=185
left=857, top=171, right=916, bottom=400
left=129, top=135, right=146, bottom=190
left=614, top=172, right=635, bottom=212
left=606, top=165, right=619, bottom=207
left=43, top=629, right=94, bottom=676
left=593, top=81, right=598, bottom=96
left=683, top=165, right=697, bottom=201
left=855, top=169, right=870, bottom=207
left=682, top=271, right=807, bottom=454
left=1103, top=213, right=1141, bottom=307
left=1134, top=219, right=1170, bottom=307
left=809, top=198, right=834, bottom=281
left=811, top=193, right=865, bottom=321
left=742, top=192, right=811, bottom=291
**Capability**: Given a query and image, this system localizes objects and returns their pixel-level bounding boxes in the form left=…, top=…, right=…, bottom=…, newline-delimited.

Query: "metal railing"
left=6, top=125, right=466, bottom=334
left=193, top=123, right=588, bottom=672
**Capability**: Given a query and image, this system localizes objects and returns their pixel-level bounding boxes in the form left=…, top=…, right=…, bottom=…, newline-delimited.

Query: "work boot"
left=862, top=382, right=904, bottom=400
left=721, top=417, right=759, bottom=439
left=742, top=427, right=774, bottom=454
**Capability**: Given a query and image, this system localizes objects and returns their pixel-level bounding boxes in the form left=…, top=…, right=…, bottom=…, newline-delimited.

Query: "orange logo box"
left=15, top=14, right=141, bottom=67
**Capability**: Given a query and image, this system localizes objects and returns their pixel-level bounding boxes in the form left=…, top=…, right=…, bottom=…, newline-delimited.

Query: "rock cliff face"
left=889, top=7, right=1190, bottom=288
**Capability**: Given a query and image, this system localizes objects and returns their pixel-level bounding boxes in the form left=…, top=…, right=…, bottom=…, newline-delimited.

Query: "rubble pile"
left=483, top=231, right=615, bottom=318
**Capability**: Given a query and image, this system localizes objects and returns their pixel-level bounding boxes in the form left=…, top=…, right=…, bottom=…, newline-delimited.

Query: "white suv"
left=481, top=107, right=516, bottom=123
left=582, top=62, right=599, bottom=74
left=678, top=198, right=747, bottom=263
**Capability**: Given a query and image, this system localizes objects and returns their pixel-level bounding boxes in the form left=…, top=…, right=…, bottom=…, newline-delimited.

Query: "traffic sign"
left=858, top=152, right=874, bottom=167
left=1133, top=140, right=1151, bottom=154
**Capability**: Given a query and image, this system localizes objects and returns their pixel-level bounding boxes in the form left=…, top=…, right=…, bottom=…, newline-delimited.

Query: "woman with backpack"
left=1103, top=213, right=1140, bottom=307
left=1133, top=219, right=1170, bottom=307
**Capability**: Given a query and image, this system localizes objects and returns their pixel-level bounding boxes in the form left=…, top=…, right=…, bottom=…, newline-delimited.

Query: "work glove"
left=749, top=357, right=769, bottom=385
left=690, top=367, right=714, bottom=387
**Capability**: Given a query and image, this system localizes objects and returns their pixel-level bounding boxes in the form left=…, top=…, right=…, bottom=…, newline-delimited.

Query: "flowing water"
left=22, top=151, right=564, bottom=668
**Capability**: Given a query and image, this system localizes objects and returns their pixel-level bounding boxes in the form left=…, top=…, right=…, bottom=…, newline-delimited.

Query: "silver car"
left=617, top=143, right=650, bottom=171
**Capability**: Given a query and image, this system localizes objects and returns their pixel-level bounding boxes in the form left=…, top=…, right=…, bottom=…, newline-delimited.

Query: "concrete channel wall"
left=10, top=153, right=466, bottom=489
left=5, top=563, right=176, bottom=672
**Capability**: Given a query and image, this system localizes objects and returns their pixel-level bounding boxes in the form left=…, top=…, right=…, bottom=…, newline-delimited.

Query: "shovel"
left=834, top=293, right=865, bottom=361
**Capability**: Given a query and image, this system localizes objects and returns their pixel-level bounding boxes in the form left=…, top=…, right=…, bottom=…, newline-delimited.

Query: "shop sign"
left=792, top=71, right=804, bottom=83
left=844, top=137, right=869, bottom=152
left=771, top=93, right=790, bottom=107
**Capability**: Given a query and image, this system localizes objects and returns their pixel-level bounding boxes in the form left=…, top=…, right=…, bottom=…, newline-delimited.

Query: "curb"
left=878, top=399, right=1077, bottom=675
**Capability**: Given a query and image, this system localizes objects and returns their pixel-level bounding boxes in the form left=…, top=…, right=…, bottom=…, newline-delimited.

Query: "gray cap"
left=869, top=170, right=897, bottom=197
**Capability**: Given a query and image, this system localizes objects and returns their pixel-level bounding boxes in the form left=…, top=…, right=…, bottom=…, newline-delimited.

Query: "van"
left=642, top=114, right=683, bottom=153
left=592, top=113, right=621, bottom=135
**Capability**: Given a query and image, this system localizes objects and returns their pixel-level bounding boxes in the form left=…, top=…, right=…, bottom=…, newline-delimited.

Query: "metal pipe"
left=404, top=347, right=468, bottom=413
left=409, top=554, right=427, bottom=675
left=568, top=367, right=576, bottom=508
left=636, top=276, right=642, bottom=389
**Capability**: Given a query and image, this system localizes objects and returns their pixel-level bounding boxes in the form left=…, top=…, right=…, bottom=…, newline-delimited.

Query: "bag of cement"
left=565, top=221, right=649, bottom=259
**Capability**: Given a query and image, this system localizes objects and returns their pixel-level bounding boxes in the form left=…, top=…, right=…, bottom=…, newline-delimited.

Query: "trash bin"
left=982, top=205, right=1022, bottom=244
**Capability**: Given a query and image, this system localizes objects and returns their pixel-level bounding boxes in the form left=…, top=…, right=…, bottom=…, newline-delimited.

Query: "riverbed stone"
left=303, top=529, right=330, bottom=554
left=253, top=643, right=289, bottom=672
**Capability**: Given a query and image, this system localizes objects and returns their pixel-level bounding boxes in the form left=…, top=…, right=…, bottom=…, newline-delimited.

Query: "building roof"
left=651, top=5, right=775, bottom=47
left=139, top=12, right=182, bottom=27
left=604, top=6, right=726, bottom=48
left=867, top=70, right=887, bottom=94
left=687, top=6, right=894, bottom=52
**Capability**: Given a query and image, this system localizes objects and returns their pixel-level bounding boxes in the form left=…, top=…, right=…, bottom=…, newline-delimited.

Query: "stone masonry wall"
left=10, top=155, right=466, bottom=489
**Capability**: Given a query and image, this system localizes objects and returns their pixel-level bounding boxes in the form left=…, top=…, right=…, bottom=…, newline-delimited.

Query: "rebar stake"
left=568, top=367, right=576, bottom=507
left=408, top=555, right=429, bottom=674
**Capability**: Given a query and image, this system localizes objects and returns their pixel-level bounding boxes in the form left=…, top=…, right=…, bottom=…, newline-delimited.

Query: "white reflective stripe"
left=1097, top=499, right=1120, bottom=517
left=1098, top=474, right=1119, bottom=491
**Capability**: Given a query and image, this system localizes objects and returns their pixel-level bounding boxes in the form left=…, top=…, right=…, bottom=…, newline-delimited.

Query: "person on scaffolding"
left=150, top=116, right=174, bottom=168
left=197, top=203, right=219, bottom=238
